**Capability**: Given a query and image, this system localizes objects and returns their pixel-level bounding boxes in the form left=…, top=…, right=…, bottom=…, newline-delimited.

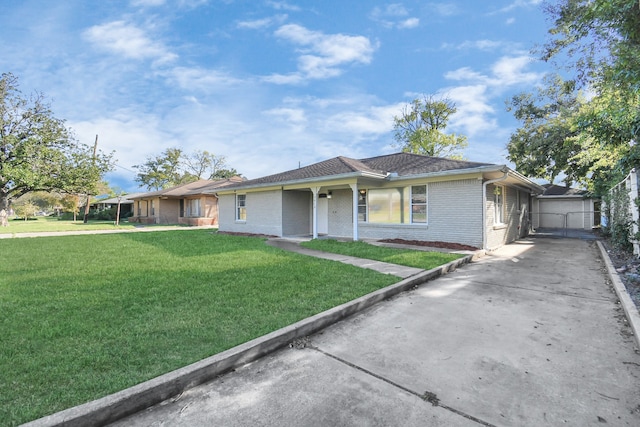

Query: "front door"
left=317, top=196, right=329, bottom=234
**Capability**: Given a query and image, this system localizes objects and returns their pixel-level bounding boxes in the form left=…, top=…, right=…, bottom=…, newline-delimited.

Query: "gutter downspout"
left=482, top=168, right=509, bottom=251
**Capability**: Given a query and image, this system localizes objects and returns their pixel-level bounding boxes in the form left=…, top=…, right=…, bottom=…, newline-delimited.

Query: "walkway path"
left=266, top=238, right=428, bottom=278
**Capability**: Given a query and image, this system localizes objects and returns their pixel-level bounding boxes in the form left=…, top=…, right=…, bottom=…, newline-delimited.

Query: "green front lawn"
left=0, top=216, right=138, bottom=233
left=1, top=230, right=403, bottom=426
left=301, top=239, right=464, bottom=269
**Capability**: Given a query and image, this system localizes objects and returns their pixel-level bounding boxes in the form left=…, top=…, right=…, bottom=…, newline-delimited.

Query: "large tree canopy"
left=0, top=73, right=113, bottom=210
left=392, top=95, right=468, bottom=159
left=133, top=148, right=239, bottom=190
left=507, top=0, right=640, bottom=194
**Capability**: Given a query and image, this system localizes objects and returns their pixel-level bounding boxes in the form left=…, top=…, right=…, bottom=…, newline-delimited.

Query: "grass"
left=301, top=239, right=465, bottom=269
left=0, top=230, right=403, bottom=426
left=0, top=216, right=138, bottom=233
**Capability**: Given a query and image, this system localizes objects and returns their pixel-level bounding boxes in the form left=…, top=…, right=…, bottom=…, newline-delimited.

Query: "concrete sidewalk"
left=266, top=238, right=426, bottom=278
left=102, top=237, right=640, bottom=426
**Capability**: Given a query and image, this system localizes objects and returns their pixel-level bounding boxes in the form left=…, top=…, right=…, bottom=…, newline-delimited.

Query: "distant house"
left=129, top=177, right=243, bottom=226
left=92, top=193, right=144, bottom=218
left=532, top=184, right=599, bottom=230
left=215, top=153, right=544, bottom=251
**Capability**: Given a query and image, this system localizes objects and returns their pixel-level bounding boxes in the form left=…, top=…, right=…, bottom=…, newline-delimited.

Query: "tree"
left=133, top=147, right=184, bottom=190
left=541, top=0, right=640, bottom=91
left=133, top=147, right=241, bottom=190
left=181, top=150, right=239, bottom=180
left=13, top=200, right=38, bottom=221
left=539, top=0, right=640, bottom=162
left=60, top=194, right=81, bottom=221
left=0, top=73, right=114, bottom=210
left=507, top=75, right=582, bottom=184
left=392, top=95, right=468, bottom=159
left=507, top=0, right=640, bottom=195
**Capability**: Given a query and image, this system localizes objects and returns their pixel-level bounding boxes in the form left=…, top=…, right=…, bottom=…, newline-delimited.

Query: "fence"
left=534, top=211, right=600, bottom=236
left=606, top=169, right=640, bottom=256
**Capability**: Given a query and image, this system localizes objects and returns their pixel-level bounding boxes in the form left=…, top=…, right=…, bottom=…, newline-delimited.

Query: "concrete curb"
left=596, top=241, right=640, bottom=350
left=23, top=254, right=476, bottom=427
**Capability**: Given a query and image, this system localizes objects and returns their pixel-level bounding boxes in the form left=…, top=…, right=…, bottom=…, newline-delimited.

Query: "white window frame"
left=494, top=185, right=505, bottom=225
left=410, top=185, right=427, bottom=224
left=357, top=190, right=367, bottom=222
left=236, top=194, right=246, bottom=221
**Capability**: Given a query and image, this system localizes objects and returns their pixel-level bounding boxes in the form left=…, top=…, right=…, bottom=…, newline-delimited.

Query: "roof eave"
left=217, top=171, right=389, bottom=192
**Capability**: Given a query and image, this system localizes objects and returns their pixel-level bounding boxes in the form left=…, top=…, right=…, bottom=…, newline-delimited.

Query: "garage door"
left=537, top=199, right=592, bottom=229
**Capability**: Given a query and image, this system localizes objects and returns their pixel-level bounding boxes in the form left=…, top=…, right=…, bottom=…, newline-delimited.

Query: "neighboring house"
left=92, top=193, right=144, bottom=218
left=532, top=184, right=599, bottom=230
left=129, top=177, right=243, bottom=226
left=215, top=153, right=544, bottom=251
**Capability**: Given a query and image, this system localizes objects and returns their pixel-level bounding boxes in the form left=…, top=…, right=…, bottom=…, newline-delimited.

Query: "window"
left=150, top=200, right=155, bottom=216
left=358, top=190, right=367, bottom=222
left=358, top=185, right=427, bottom=224
left=186, top=198, right=201, bottom=217
left=494, top=185, right=504, bottom=224
left=236, top=194, right=246, bottom=221
left=368, top=188, right=410, bottom=223
left=410, top=185, right=427, bottom=223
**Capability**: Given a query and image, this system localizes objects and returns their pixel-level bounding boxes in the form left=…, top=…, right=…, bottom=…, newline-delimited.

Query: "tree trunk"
left=0, top=190, right=9, bottom=211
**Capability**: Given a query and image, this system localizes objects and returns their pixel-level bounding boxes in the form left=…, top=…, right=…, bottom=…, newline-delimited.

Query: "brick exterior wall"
left=355, top=179, right=483, bottom=248
left=282, top=190, right=311, bottom=236
left=486, top=185, right=530, bottom=250
left=218, top=190, right=284, bottom=236
left=217, top=179, right=533, bottom=250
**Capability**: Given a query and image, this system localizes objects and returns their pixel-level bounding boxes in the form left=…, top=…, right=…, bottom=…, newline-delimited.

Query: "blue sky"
left=1, top=0, right=551, bottom=191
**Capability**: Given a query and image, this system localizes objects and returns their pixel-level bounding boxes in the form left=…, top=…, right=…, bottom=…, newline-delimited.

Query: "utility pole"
left=83, top=135, right=98, bottom=224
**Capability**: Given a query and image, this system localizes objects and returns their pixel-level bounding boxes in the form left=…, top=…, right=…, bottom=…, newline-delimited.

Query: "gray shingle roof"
left=541, top=184, right=588, bottom=197
left=132, top=177, right=243, bottom=199
left=224, top=153, right=494, bottom=189
left=361, top=152, right=492, bottom=175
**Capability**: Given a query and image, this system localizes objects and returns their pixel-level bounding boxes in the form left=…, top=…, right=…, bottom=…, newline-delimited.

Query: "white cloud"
left=166, top=67, right=243, bottom=91
left=370, top=4, right=420, bottom=29
left=267, top=24, right=377, bottom=83
left=444, top=67, right=488, bottom=83
left=444, top=85, right=497, bottom=136
left=490, top=55, right=540, bottom=86
left=441, top=55, right=543, bottom=138
left=130, top=0, right=165, bottom=7
left=398, top=18, right=420, bottom=29
left=83, top=20, right=177, bottom=64
left=237, top=14, right=288, bottom=30
left=490, top=0, right=543, bottom=15
left=263, top=107, right=307, bottom=125
left=266, top=1, right=301, bottom=11
left=325, top=104, right=399, bottom=138
left=428, top=2, right=461, bottom=16
left=70, top=111, right=177, bottom=185
left=441, top=39, right=523, bottom=53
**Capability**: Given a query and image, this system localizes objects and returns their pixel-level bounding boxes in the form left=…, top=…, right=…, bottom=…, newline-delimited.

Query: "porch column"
left=311, top=187, right=320, bottom=239
left=349, top=183, right=359, bottom=241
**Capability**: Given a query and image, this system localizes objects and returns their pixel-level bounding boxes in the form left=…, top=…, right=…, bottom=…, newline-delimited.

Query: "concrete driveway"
left=113, top=239, right=640, bottom=426
left=109, top=237, right=640, bottom=426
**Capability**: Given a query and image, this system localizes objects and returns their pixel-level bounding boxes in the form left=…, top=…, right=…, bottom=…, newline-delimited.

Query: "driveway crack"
left=308, top=345, right=497, bottom=427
